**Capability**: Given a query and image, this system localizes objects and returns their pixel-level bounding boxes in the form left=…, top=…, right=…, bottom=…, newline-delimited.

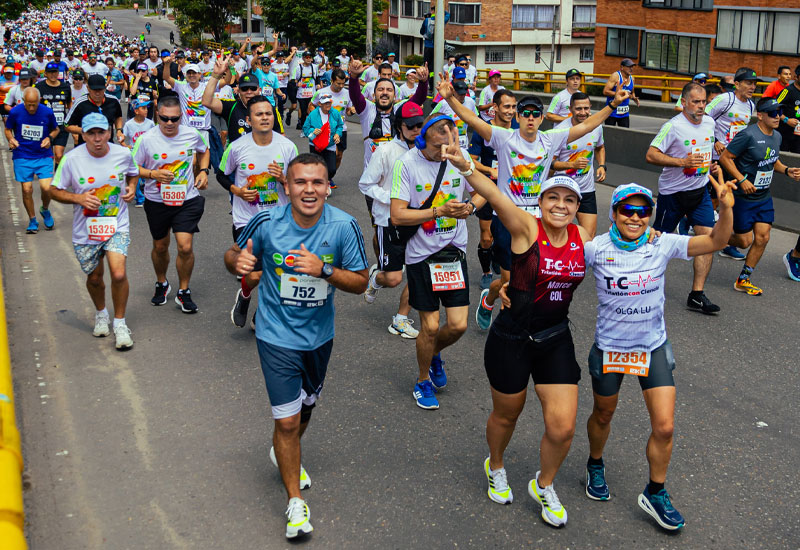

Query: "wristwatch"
left=199, top=167, right=210, bottom=174
left=320, top=263, right=334, bottom=279
left=459, top=158, right=475, bottom=177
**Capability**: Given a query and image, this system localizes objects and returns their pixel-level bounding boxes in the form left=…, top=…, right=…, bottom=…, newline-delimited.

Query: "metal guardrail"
left=398, top=66, right=769, bottom=102
left=0, top=259, right=26, bottom=549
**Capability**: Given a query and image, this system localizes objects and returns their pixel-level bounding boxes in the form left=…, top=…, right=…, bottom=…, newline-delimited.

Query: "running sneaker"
left=135, top=202, right=144, bottom=208
left=686, top=292, right=720, bottom=314
left=586, top=463, right=610, bottom=501
left=479, top=273, right=493, bottom=290
left=734, top=277, right=763, bottom=296
left=93, top=311, right=110, bottom=337
left=40, top=206, right=54, bottom=230
left=718, top=245, right=746, bottom=260
left=230, top=288, right=251, bottom=327
left=113, top=322, right=134, bottom=350
left=175, top=288, right=198, bottom=313
left=783, top=251, right=800, bottom=282
left=329, top=181, right=337, bottom=189
left=638, top=486, right=685, bottom=531
left=285, top=497, right=313, bottom=539
left=26, top=218, right=39, bottom=234
left=285, top=112, right=292, bottom=125
left=484, top=457, right=513, bottom=504
left=429, top=353, right=446, bottom=389
left=528, top=471, right=568, bottom=528
left=388, top=317, right=419, bottom=339
left=295, top=122, right=302, bottom=130
left=476, top=288, right=493, bottom=330
left=151, top=280, right=171, bottom=306
left=364, top=264, right=379, bottom=304
left=269, top=446, right=311, bottom=490
left=413, top=379, right=439, bottom=409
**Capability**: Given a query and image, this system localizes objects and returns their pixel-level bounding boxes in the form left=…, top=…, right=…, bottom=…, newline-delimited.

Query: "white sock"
left=371, top=271, right=383, bottom=289
left=97, top=308, right=109, bottom=317
left=113, top=317, right=126, bottom=328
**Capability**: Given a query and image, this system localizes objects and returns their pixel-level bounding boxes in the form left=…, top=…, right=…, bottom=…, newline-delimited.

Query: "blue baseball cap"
left=81, top=112, right=109, bottom=132
left=693, top=73, right=708, bottom=81
left=453, top=66, right=466, bottom=79
left=132, top=97, right=151, bottom=109
left=609, top=183, right=655, bottom=221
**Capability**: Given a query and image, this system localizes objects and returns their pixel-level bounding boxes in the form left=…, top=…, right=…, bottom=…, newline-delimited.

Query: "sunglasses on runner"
left=616, top=204, right=653, bottom=218
left=158, top=114, right=181, bottom=123
left=239, top=85, right=258, bottom=91
left=518, top=109, right=542, bottom=118
left=765, top=110, right=781, bottom=118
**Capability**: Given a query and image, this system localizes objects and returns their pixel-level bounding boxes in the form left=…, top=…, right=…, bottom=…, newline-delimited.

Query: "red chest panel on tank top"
left=531, top=219, right=586, bottom=311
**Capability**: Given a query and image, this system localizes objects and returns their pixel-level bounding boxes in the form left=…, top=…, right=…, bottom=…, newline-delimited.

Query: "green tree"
left=170, top=0, right=246, bottom=43
left=258, top=0, right=383, bottom=54
left=2, top=0, right=49, bottom=22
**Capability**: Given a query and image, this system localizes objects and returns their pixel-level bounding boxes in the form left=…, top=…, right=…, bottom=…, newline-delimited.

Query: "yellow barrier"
left=398, top=66, right=769, bottom=101
left=0, top=258, right=26, bottom=549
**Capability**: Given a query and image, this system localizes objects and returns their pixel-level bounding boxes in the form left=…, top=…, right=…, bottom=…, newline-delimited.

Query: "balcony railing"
left=572, top=22, right=596, bottom=37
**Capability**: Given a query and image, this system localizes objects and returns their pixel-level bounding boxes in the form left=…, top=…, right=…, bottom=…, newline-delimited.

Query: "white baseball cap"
left=539, top=176, right=582, bottom=200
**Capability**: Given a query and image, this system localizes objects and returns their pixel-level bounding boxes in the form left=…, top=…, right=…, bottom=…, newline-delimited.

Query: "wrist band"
left=786, top=166, right=790, bottom=176
left=598, top=164, right=607, bottom=169
left=737, top=176, right=747, bottom=185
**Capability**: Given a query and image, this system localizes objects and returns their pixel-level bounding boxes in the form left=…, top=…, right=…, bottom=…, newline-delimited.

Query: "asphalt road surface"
left=4, top=9, right=799, bottom=550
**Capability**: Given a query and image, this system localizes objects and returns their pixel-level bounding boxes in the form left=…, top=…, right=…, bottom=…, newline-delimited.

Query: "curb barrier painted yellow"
left=0, top=260, right=27, bottom=549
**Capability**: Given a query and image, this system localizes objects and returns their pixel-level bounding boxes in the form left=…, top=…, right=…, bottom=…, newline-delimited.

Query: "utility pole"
left=433, top=0, right=444, bottom=89
left=246, top=0, right=252, bottom=38
left=548, top=5, right=557, bottom=72
left=366, top=0, right=373, bottom=60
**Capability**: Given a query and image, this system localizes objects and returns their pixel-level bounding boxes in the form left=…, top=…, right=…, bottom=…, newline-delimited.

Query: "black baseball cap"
left=88, top=74, right=106, bottom=89
left=621, top=58, right=635, bottom=67
left=72, top=68, right=85, bottom=78
left=453, top=80, right=469, bottom=95
left=517, top=96, right=544, bottom=112
left=175, top=51, right=186, bottom=59
left=35, top=50, right=44, bottom=57
left=565, top=68, right=582, bottom=79
left=756, top=98, right=782, bottom=113
left=45, top=61, right=59, bottom=72
left=18, top=68, right=33, bottom=79
left=734, top=67, right=758, bottom=82
left=238, top=73, right=259, bottom=89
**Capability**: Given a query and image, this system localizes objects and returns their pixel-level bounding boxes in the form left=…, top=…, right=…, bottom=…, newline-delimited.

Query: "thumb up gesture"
left=236, top=238, right=257, bottom=275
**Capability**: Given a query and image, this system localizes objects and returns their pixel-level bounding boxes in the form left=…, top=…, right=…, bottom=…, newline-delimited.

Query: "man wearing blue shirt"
left=4, top=86, right=59, bottom=233
left=226, top=153, right=368, bottom=540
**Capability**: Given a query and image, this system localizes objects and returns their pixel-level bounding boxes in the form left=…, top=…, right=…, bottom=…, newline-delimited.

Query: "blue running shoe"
left=585, top=463, right=610, bottom=501
left=26, top=218, right=39, bottom=234
left=480, top=273, right=493, bottom=290
left=429, top=353, right=446, bottom=389
left=476, top=288, right=493, bottom=330
left=40, top=206, right=54, bottom=229
left=718, top=245, right=745, bottom=260
left=413, top=380, right=439, bottom=409
left=783, top=251, right=800, bottom=282
left=638, top=487, right=685, bottom=530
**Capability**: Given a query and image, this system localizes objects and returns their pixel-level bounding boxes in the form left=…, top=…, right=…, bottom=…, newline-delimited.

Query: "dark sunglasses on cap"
left=616, top=204, right=653, bottom=218
left=158, top=114, right=181, bottom=123
left=518, top=109, right=542, bottom=118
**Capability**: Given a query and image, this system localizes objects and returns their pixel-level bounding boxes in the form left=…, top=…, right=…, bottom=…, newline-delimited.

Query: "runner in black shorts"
left=36, top=61, right=72, bottom=167
left=447, top=127, right=591, bottom=526
left=132, top=96, right=210, bottom=313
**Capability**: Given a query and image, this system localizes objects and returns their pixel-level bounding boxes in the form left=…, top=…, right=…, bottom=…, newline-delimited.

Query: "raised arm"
left=567, top=87, right=630, bottom=143
left=161, top=57, right=176, bottom=88
left=201, top=55, right=230, bottom=114
left=409, top=63, right=429, bottom=105
left=438, top=77, right=492, bottom=141
left=687, top=168, right=735, bottom=256
left=348, top=59, right=368, bottom=113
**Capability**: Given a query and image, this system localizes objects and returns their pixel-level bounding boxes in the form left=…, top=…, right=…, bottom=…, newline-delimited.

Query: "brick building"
left=595, top=1, right=800, bottom=82
left=379, top=0, right=597, bottom=72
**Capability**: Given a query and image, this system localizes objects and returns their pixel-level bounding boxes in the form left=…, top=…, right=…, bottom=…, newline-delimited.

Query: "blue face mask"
left=609, top=223, right=649, bottom=251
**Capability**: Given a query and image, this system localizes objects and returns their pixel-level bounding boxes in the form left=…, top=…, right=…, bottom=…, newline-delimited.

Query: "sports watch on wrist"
left=320, top=263, right=334, bottom=279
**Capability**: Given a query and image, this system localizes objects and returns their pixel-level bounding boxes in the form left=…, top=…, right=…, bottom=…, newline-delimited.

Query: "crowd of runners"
left=3, top=0, right=800, bottom=541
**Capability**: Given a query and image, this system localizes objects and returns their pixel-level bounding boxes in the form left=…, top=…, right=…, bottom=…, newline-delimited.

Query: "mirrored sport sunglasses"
left=518, top=108, right=542, bottom=118
left=764, top=109, right=782, bottom=118
left=158, top=114, right=181, bottom=123
left=616, top=204, right=653, bottom=218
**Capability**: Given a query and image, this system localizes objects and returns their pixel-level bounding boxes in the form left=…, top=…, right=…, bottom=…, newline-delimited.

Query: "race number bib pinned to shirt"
left=21, top=124, right=44, bottom=140
left=86, top=216, right=118, bottom=242
left=793, top=124, right=800, bottom=136
left=727, top=123, right=744, bottom=142
left=602, top=350, right=651, bottom=377
left=522, top=205, right=541, bottom=218
left=280, top=273, right=329, bottom=307
left=753, top=170, right=773, bottom=189
left=428, top=261, right=466, bottom=292
left=160, top=183, right=187, bottom=206
left=188, top=115, right=205, bottom=128
left=693, top=143, right=712, bottom=170
left=615, top=105, right=629, bottom=116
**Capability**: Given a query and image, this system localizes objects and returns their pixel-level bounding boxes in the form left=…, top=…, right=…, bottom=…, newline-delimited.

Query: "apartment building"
left=380, top=0, right=597, bottom=73
left=595, top=1, right=800, bottom=80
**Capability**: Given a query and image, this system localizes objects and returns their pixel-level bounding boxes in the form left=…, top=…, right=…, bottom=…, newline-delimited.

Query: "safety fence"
left=0, top=261, right=26, bottom=549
